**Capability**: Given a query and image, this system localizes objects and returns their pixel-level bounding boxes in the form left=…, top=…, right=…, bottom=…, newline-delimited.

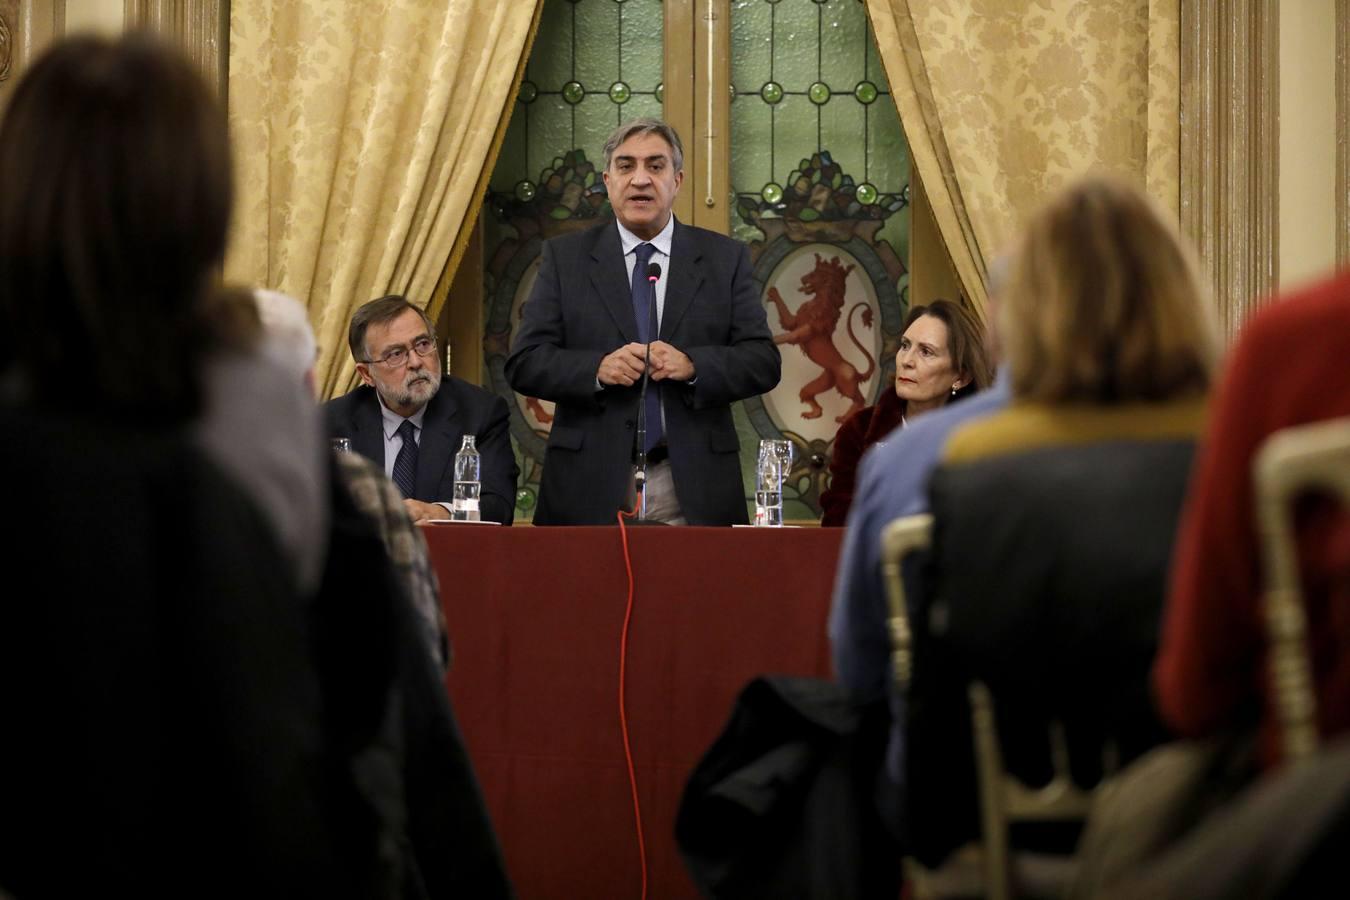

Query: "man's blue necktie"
left=392, top=419, right=418, bottom=498
left=631, top=242, right=662, bottom=453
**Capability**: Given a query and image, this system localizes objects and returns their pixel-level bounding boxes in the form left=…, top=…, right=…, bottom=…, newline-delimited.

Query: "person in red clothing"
left=819, top=299, right=991, bottom=526
left=1155, top=269, right=1350, bottom=765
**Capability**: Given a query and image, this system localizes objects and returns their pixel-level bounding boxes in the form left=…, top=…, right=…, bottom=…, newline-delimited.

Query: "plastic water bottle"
left=452, top=435, right=481, bottom=522
left=755, top=442, right=783, bottom=527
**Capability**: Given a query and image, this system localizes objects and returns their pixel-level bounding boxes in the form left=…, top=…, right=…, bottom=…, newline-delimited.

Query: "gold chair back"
left=880, top=513, right=1102, bottom=900
left=880, top=514, right=933, bottom=697
left=1253, top=416, right=1350, bottom=762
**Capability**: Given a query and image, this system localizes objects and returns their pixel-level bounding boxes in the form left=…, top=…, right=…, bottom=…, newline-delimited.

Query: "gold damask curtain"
left=866, top=0, right=1180, bottom=312
left=226, top=0, right=541, bottom=398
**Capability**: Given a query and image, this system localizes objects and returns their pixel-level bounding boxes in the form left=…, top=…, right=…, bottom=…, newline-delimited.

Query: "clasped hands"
left=597, top=342, right=695, bottom=387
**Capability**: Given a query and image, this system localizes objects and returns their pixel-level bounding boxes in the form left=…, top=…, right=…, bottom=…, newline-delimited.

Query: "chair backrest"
left=1253, top=416, right=1350, bottom=763
left=880, top=514, right=1101, bottom=900
left=880, top=514, right=933, bottom=696
left=969, top=682, right=1098, bottom=900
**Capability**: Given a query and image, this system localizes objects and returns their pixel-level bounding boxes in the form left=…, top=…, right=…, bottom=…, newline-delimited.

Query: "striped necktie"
left=392, top=419, right=418, bottom=498
left=631, top=242, right=662, bottom=453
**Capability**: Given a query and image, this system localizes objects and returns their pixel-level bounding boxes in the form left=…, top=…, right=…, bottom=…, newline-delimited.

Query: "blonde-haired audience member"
left=1001, top=176, right=1215, bottom=404
left=871, top=175, right=1217, bottom=862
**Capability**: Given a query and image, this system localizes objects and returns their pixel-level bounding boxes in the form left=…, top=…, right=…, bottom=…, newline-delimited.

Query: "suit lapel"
left=353, top=389, right=386, bottom=467
left=415, top=383, right=459, bottom=501
left=661, top=220, right=703, bottom=339
left=591, top=219, right=640, bottom=342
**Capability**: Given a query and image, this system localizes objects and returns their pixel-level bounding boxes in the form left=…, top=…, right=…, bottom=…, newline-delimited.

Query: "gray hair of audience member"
left=602, top=117, right=685, bottom=173
left=346, top=294, right=435, bottom=363
left=253, top=289, right=318, bottom=391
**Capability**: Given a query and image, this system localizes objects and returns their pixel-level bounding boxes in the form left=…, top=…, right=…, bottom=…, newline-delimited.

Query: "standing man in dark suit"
left=325, top=295, right=518, bottom=525
left=506, top=118, right=780, bottom=525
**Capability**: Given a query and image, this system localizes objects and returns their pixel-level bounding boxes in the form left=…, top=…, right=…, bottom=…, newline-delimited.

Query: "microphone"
left=634, top=261, right=663, bottom=520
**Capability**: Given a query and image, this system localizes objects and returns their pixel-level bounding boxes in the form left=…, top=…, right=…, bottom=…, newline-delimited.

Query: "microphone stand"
left=633, top=262, right=661, bottom=521
left=635, top=374, right=649, bottom=521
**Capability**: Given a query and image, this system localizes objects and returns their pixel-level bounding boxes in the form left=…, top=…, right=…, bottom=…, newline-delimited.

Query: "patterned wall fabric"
left=226, top=0, right=540, bottom=399
left=867, top=0, right=1181, bottom=309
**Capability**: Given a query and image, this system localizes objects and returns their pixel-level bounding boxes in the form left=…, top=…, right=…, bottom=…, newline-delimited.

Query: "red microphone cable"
left=620, top=264, right=659, bottom=900
left=616, top=500, right=649, bottom=900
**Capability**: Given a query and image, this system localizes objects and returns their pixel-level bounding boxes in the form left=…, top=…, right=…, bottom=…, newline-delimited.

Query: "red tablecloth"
left=423, top=524, right=842, bottom=900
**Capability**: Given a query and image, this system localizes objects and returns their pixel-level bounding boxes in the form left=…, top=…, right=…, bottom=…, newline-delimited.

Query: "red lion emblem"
left=767, top=253, right=876, bottom=423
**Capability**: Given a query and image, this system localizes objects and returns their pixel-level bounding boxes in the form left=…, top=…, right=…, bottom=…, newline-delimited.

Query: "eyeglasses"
left=366, top=336, right=437, bottom=369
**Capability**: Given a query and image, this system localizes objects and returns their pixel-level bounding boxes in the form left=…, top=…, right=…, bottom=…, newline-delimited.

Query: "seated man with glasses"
left=325, top=294, right=519, bottom=524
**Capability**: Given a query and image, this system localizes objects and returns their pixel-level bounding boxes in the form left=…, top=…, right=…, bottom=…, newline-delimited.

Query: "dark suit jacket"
left=0, top=409, right=358, bottom=896
left=323, top=377, right=518, bottom=525
left=505, top=218, right=780, bottom=525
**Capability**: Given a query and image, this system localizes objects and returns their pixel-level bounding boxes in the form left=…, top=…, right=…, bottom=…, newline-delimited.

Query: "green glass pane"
left=626, top=93, right=663, bottom=128
left=609, top=81, right=631, bottom=104
left=730, top=0, right=772, bottom=90
left=868, top=25, right=892, bottom=93
left=807, top=81, right=830, bottom=104
left=867, top=100, right=908, bottom=193
left=819, top=0, right=865, bottom=93
left=622, top=0, right=664, bottom=92
left=773, top=0, right=820, bottom=89
left=530, top=96, right=576, bottom=181
left=854, top=81, right=878, bottom=104
left=529, top=0, right=574, bottom=89
left=773, top=94, right=819, bottom=182
left=490, top=112, right=528, bottom=191
left=574, top=0, right=618, bottom=89
left=761, top=82, right=784, bottom=104
left=574, top=93, right=622, bottom=160
left=818, top=99, right=864, bottom=182
left=729, top=98, right=772, bottom=196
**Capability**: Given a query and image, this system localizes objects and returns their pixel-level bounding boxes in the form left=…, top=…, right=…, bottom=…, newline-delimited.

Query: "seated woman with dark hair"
left=0, top=34, right=519, bottom=899
left=819, top=298, right=992, bottom=526
left=0, top=33, right=350, bottom=895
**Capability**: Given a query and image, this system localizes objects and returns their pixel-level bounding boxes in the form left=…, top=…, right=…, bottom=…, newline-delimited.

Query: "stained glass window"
left=730, top=0, right=911, bottom=520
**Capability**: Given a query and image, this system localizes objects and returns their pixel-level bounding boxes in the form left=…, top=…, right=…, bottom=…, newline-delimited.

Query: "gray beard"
left=380, top=368, right=441, bottom=411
